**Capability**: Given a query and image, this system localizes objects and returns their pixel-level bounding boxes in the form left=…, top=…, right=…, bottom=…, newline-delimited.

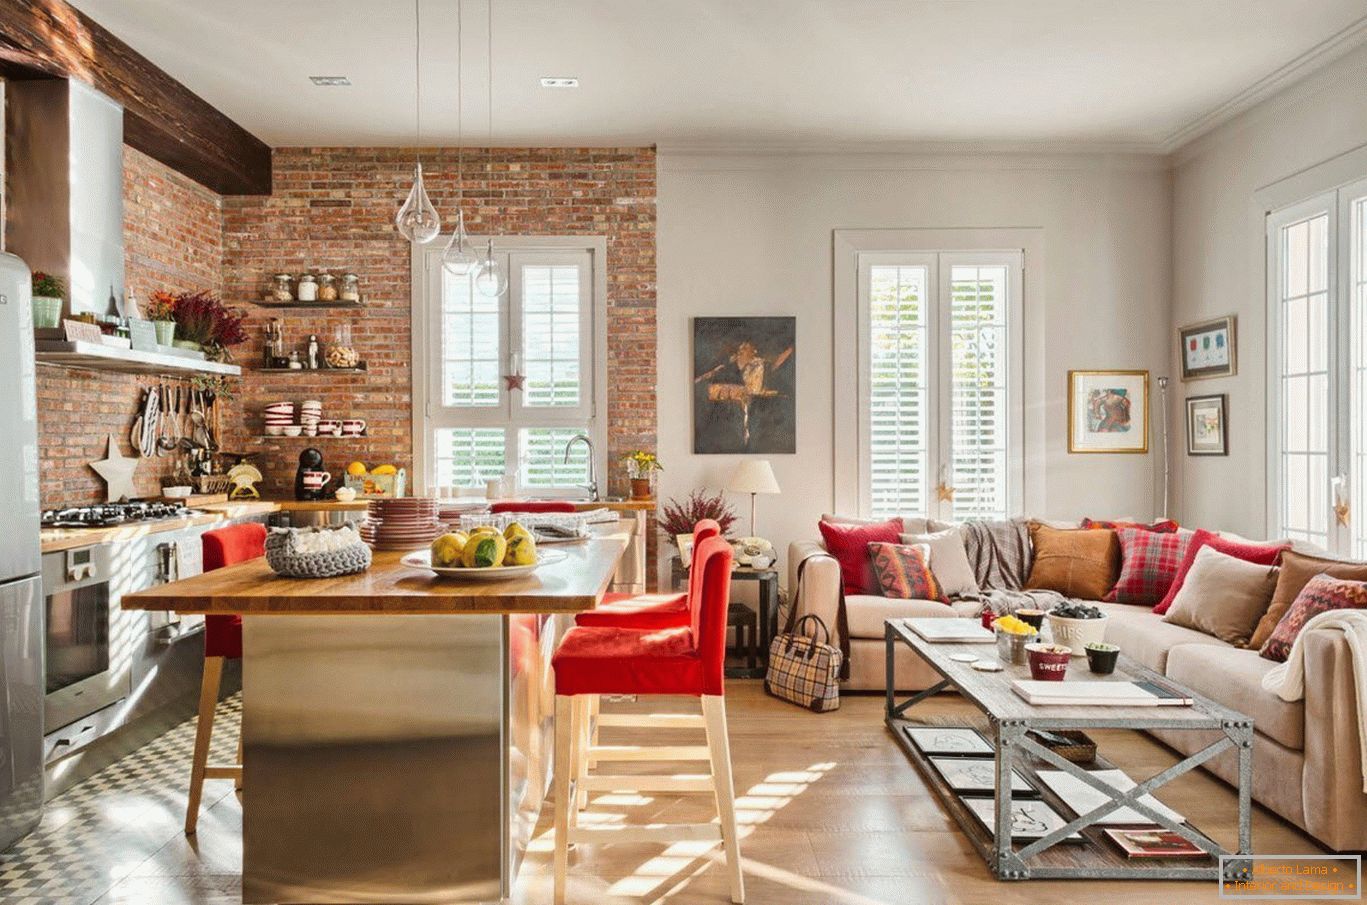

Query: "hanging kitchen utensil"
left=157, top=383, right=177, bottom=455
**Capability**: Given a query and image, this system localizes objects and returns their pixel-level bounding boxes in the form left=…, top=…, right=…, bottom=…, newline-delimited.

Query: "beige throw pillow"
left=900, top=527, right=980, bottom=599
left=1162, top=545, right=1279, bottom=646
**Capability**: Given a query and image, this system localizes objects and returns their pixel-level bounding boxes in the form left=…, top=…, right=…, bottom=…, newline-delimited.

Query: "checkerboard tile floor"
left=0, top=695, right=243, bottom=905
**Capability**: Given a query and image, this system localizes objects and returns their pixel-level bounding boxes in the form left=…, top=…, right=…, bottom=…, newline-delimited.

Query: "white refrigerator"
left=0, top=250, right=44, bottom=850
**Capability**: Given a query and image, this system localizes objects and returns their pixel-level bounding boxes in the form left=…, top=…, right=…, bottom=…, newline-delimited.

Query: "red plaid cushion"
left=1105, top=527, right=1193, bottom=605
left=1082, top=517, right=1180, bottom=533
left=1260, top=574, right=1367, bottom=662
left=867, top=542, right=949, bottom=603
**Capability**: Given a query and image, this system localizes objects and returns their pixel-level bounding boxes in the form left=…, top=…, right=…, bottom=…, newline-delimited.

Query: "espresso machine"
left=294, top=448, right=333, bottom=500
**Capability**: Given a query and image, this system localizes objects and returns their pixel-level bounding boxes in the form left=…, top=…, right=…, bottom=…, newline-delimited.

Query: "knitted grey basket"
left=265, top=524, right=372, bottom=578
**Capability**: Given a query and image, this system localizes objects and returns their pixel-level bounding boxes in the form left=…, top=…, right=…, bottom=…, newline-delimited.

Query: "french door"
left=855, top=250, right=1023, bottom=521
left=1267, top=178, right=1367, bottom=557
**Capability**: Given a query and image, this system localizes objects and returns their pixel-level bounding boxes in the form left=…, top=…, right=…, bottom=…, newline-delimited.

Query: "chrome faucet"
left=564, top=434, right=599, bottom=501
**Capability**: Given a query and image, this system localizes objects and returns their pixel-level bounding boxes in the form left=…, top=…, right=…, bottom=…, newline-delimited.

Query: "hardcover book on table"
left=1103, top=828, right=1207, bottom=858
left=904, top=618, right=995, bottom=643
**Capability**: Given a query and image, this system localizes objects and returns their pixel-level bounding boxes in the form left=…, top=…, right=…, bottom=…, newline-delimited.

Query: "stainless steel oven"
left=42, top=545, right=129, bottom=731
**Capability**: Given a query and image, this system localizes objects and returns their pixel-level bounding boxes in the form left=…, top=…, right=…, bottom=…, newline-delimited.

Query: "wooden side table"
left=670, top=557, right=779, bottom=678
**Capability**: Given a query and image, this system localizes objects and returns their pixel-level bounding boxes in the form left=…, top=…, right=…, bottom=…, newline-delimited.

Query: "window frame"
left=411, top=235, right=609, bottom=496
left=1265, top=178, right=1367, bottom=555
left=843, top=241, right=1026, bottom=521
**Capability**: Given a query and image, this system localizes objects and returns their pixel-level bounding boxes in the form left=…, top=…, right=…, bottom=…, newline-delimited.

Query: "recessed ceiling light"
left=539, top=77, right=579, bottom=88
left=309, top=75, right=352, bottom=86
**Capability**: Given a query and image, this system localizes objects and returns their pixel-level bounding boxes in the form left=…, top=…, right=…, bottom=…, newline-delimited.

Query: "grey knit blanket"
left=958, top=518, right=1065, bottom=615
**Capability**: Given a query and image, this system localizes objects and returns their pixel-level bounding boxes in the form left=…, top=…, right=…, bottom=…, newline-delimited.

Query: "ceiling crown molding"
left=1160, top=13, right=1367, bottom=154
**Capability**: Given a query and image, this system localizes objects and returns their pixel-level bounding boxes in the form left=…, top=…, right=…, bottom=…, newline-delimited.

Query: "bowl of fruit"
left=402, top=522, right=566, bottom=580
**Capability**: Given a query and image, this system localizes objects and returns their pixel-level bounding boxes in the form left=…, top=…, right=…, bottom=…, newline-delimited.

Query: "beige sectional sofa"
left=787, top=526, right=1367, bottom=852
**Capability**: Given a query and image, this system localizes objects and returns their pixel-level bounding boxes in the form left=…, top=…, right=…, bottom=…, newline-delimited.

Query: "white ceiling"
left=69, top=0, right=1367, bottom=152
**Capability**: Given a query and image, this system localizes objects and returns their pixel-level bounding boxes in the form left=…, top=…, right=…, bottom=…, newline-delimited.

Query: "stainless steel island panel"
left=241, top=614, right=508, bottom=905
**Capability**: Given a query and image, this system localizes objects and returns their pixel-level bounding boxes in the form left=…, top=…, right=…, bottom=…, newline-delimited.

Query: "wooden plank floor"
left=516, top=680, right=1329, bottom=905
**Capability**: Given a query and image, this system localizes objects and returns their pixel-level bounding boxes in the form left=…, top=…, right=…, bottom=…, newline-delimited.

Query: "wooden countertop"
left=120, top=535, right=629, bottom=615
left=263, top=497, right=655, bottom=512
left=40, top=501, right=279, bottom=553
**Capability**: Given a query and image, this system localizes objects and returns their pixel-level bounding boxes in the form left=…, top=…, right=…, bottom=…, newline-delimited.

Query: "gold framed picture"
left=1068, top=370, right=1149, bottom=454
left=1179, top=315, right=1236, bottom=381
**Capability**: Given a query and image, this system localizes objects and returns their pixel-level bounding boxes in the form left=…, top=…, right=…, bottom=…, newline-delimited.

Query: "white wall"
left=1171, top=44, right=1367, bottom=537
left=657, top=151, right=1171, bottom=570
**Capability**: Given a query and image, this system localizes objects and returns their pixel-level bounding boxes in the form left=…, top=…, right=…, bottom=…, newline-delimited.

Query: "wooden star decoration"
left=1335, top=499, right=1351, bottom=527
left=504, top=372, right=526, bottom=391
left=90, top=433, right=139, bottom=502
left=936, top=482, right=955, bottom=503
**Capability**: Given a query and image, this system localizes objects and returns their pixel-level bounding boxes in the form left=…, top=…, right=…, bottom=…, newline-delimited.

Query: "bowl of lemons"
left=402, top=522, right=566, bottom=580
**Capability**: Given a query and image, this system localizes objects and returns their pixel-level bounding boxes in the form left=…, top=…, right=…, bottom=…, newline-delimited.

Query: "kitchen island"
left=122, top=535, right=628, bottom=905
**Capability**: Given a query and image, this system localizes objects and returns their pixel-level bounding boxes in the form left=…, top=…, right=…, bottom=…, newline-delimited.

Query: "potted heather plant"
left=163, top=291, right=248, bottom=361
left=657, top=490, right=737, bottom=552
left=145, top=290, right=177, bottom=346
left=30, top=272, right=64, bottom=329
left=622, top=450, right=662, bottom=500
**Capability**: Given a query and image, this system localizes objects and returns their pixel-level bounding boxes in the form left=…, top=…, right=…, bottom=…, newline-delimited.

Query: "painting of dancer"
left=1068, top=370, right=1148, bottom=454
left=693, top=316, right=796, bottom=454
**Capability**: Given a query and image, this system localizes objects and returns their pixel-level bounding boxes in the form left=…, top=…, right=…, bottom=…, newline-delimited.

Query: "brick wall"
left=35, top=147, right=229, bottom=506
left=221, top=146, right=657, bottom=498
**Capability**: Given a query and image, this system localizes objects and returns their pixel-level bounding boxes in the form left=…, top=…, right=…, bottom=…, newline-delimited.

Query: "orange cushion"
left=1252, top=550, right=1367, bottom=649
left=1024, top=525, right=1120, bottom=600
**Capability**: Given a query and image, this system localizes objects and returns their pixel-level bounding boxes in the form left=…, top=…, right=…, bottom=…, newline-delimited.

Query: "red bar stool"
left=490, top=500, right=578, bottom=514
left=184, top=521, right=266, bottom=835
left=550, top=536, right=743, bottom=904
left=573, top=518, right=720, bottom=630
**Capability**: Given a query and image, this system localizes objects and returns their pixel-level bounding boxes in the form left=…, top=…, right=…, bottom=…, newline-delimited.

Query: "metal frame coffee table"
left=884, top=619, right=1254, bottom=881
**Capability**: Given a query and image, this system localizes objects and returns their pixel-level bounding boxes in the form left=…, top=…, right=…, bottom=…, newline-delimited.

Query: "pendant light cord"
left=457, top=0, right=463, bottom=204
left=414, top=0, right=422, bottom=154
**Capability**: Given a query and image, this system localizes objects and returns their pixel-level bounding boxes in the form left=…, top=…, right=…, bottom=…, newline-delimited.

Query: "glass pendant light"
left=441, top=3, right=480, bottom=276
left=475, top=238, right=508, bottom=297
left=396, top=0, right=440, bottom=245
left=474, top=6, right=507, bottom=297
left=397, top=161, right=440, bottom=244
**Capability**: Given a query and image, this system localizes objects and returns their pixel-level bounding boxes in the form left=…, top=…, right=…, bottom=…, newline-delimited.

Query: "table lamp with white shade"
left=727, top=459, right=781, bottom=538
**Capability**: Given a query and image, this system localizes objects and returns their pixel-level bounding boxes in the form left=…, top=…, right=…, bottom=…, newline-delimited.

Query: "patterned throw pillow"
left=1153, top=529, right=1288, bottom=615
left=1105, top=527, right=1194, bottom=605
left=867, top=542, right=949, bottom=603
left=1082, top=517, right=1180, bottom=533
left=1259, top=574, right=1367, bottom=662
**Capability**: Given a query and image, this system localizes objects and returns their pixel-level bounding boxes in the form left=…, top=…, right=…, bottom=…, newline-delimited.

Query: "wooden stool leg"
left=587, top=694, right=601, bottom=768
left=552, top=694, right=574, bottom=905
left=235, top=729, right=244, bottom=792
left=185, top=656, right=224, bottom=836
left=746, top=617, right=757, bottom=670
left=574, top=696, right=591, bottom=811
left=702, top=695, right=744, bottom=904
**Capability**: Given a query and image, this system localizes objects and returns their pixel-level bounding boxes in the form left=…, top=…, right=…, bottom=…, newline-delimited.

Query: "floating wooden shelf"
left=35, top=340, right=242, bottom=377
left=250, top=299, right=366, bottom=310
left=254, top=434, right=368, bottom=441
left=256, top=366, right=368, bottom=374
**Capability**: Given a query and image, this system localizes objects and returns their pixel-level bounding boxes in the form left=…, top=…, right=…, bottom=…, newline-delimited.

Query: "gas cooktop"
left=41, top=500, right=193, bottom=529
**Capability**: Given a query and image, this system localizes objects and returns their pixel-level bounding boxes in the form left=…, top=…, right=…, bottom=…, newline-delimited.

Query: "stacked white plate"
left=264, top=401, right=296, bottom=437
left=360, top=498, right=445, bottom=550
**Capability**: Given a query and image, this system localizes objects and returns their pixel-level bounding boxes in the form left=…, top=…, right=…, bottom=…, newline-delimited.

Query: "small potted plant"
left=622, top=450, right=662, bottom=500
left=1046, top=601, right=1109, bottom=657
left=30, top=272, right=64, bottom=330
left=163, top=290, right=248, bottom=361
left=145, top=291, right=178, bottom=346
left=657, top=490, right=737, bottom=551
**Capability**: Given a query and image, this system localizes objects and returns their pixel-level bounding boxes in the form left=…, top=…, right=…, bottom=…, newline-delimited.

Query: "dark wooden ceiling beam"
left=0, top=0, right=270, bottom=195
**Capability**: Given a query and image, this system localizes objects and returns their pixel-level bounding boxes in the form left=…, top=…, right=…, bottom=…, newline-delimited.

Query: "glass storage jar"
left=317, top=273, right=338, bottom=301
left=340, top=273, right=361, bottom=302
left=326, top=323, right=360, bottom=369
left=297, top=273, right=318, bottom=302
left=271, top=273, right=293, bottom=302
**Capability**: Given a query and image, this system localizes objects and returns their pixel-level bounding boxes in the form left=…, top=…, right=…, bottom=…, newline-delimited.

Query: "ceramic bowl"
left=1026, top=643, right=1072, bottom=681
left=282, top=425, right=303, bottom=437
left=265, top=424, right=285, bottom=436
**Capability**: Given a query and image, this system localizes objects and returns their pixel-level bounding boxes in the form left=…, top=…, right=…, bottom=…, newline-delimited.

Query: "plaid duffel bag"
left=764, top=614, right=842, bottom=712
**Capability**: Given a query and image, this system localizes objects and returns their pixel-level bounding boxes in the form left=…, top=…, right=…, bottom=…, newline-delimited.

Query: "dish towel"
left=1262, top=608, right=1367, bottom=791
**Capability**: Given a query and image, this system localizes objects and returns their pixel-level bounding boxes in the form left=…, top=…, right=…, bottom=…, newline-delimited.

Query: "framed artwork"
left=962, top=797, right=1084, bottom=842
left=693, top=316, right=796, bottom=454
left=930, top=757, right=1037, bottom=796
left=1185, top=394, right=1227, bottom=456
left=1179, top=315, right=1236, bottom=381
left=676, top=533, right=695, bottom=565
left=1067, top=370, right=1149, bottom=454
left=903, top=726, right=993, bottom=757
